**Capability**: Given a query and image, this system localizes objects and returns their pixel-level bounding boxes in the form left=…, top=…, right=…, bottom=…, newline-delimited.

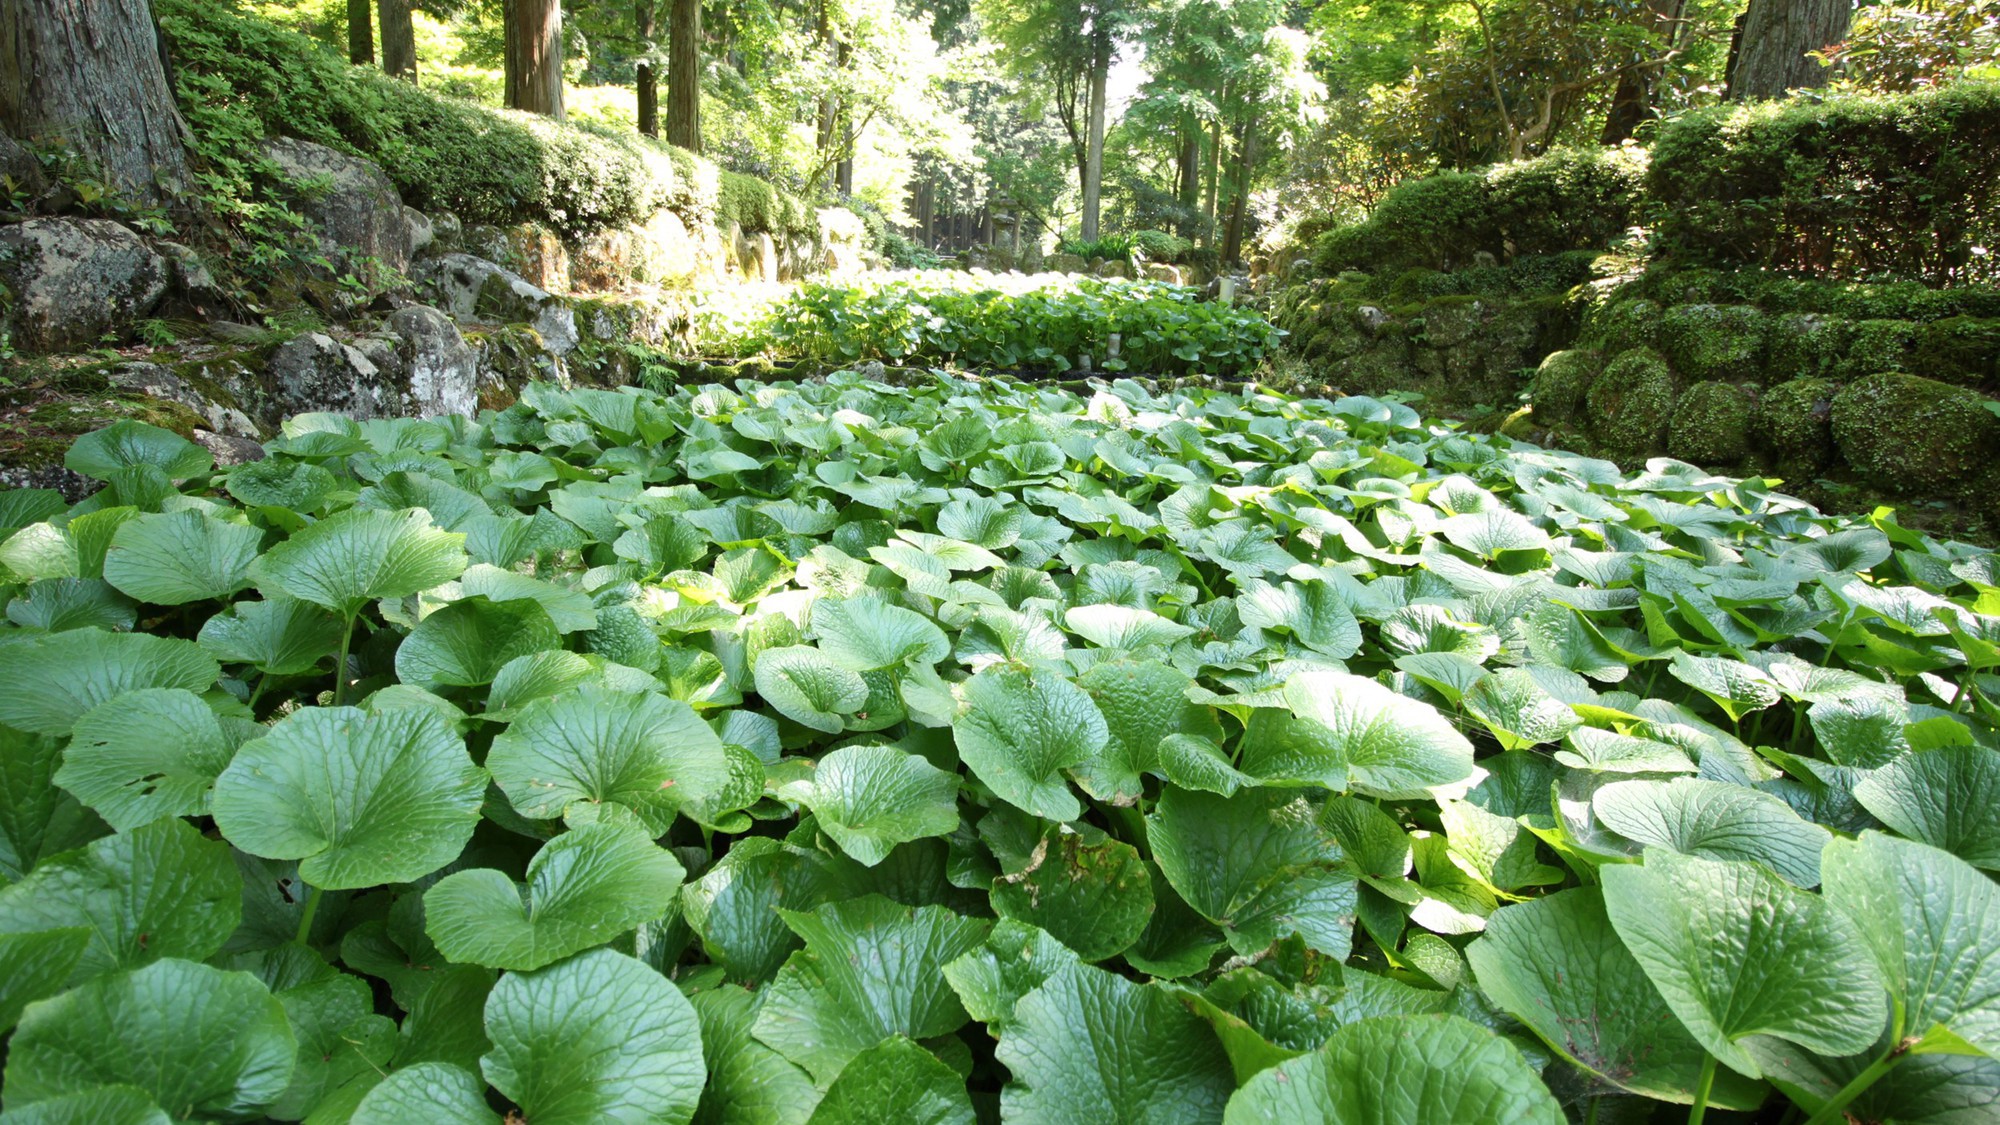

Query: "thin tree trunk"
left=0, top=0, right=190, bottom=207
left=1727, top=0, right=1852, bottom=100
left=348, top=0, right=374, bottom=64
left=1602, top=0, right=1685, bottom=142
left=1176, top=116, right=1201, bottom=234
left=378, top=0, right=416, bottom=82
left=917, top=180, right=933, bottom=246
left=1202, top=108, right=1223, bottom=242
left=1222, top=122, right=1256, bottom=265
left=834, top=39, right=853, bottom=194
left=665, top=0, right=699, bottom=149
left=1080, top=24, right=1110, bottom=242
left=635, top=0, right=658, bottom=136
left=504, top=0, right=565, bottom=119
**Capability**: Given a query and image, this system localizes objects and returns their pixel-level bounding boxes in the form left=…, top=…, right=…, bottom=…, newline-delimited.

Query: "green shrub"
left=156, top=0, right=796, bottom=241
left=1058, top=234, right=1136, bottom=262
left=1649, top=81, right=2000, bottom=284
left=1131, top=230, right=1193, bottom=263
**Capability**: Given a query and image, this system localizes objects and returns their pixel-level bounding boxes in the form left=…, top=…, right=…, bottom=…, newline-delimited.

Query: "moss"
left=0, top=392, right=206, bottom=469
left=1764, top=313, right=1850, bottom=384
left=1913, top=316, right=2000, bottom=388
left=1586, top=347, right=1678, bottom=460
left=1668, top=381, right=1757, bottom=464
left=1830, top=372, right=2000, bottom=491
left=1842, top=319, right=1922, bottom=378
left=1585, top=296, right=1661, bottom=355
left=1530, top=348, right=1601, bottom=424
left=1757, top=377, right=1839, bottom=472
left=1656, top=304, right=1768, bottom=383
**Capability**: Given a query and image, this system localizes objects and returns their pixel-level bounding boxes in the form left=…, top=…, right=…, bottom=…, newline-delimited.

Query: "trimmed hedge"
left=1312, top=147, right=1646, bottom=274
left=1648, top=82, right=2000, bottom=284
left=157, top=0, right=806, bottom=241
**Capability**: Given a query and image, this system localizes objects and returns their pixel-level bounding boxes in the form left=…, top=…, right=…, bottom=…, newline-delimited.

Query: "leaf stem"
left=1688, top=1053, right=1716, bottom=1125
left=1800, top=1042, right=1912, bottom=1125
left=295, top=884, right=323, bottom=946
left=1585, top=1095, right=1600, bottom=1125
left=333, top=613, right=357, bottom=706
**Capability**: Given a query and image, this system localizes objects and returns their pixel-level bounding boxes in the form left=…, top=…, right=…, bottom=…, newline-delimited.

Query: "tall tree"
left=0, top=0, right=190, bottom=207
left=379, top=0, right=418, bottom=81
left=505, top=0, right=566, bottom=119
left=635, top=0, right=659, bottom=136
left=666, top=0, right=699, bottom=149
left=348, top=0, right=375, bottom=64
left=1727, top=0, right=1853, bottom=99
left=1601, top=0, right=1686, bottom=142
left=1080, top=19, right=1110, bottom=240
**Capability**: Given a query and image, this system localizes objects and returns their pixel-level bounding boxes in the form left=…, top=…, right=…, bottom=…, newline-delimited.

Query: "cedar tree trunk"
left=505, top=0, right=565, bottom=119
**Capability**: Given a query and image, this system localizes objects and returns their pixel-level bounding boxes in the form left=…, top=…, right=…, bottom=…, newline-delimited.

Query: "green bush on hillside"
left=156, top=0, right=806, bottom=241
left=1649, top=81, right=2000, bottom=284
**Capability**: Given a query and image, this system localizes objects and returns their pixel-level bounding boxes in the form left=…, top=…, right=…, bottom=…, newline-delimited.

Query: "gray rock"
left=267, top=332, right=393, bottom=420
left=404, top=207, right=435, bottom=255
left=154, top=240, right=225, bottom=315
left=389, top=305, right=478, bottom=418
left=429, top=211, right=464, bottom=253
left=0, top=218, right=167, bottom=350
left=1355, top=306, right=1391, bottom=336
left=262, top=137, right=412, bottom=280
left=1141, top=263, right=1183, bottom=285
left=107, top=362, right=261, bottom=438
left=0, top=463, right=94, bottom=500
left=418, top=253, right=577, bottom=357
left=1094, top=258, right=1135, bottom=280
left=193, top=429, right=266, bottom=467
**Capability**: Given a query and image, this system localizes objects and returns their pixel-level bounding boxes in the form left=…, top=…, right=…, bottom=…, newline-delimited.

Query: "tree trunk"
left=1201, top=108, right=1223, bottom=242
left=378, top=0, right=416, bottom=82
left=348, top=0, right=374, bottom=64
left=665, top=0, right=699, bottom=149
left=834, top=39, right=853, bottom=194
left=1080, top=24, right=1110, bottom=242
left=1222, top=123, right=1257, bottom=265
left=1602, top=0, right=1685, bottom=142
left=1176, top=116, right=1201, bottom=234
left=1727, top=0, right=1852, bottom=100
left=504, top=0, right=565, bottom=119
left=635, top=0, right=658, bottom=136
left=0, top=0, right=190, bottom=207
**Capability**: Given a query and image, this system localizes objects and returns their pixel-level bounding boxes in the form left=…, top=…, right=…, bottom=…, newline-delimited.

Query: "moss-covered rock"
left=1913, top=316, right=2000, bottom=388
left=1764, top=313, right=1849, bottom=384
left=1842, top=319, right=1922, bottom=379
left=1586, top=347, right=1678, bottom=460
left=1586, top=296, right=1661, bottom=356
left=1668, top=381, right=1757, bottom=464
left=1757, top=377, right=1839, bottom=472
left=1529, top=348, right=1600, bottom=424
left=1657, top=304, right=1767, bottom=383
left=1831, top=372, right=2000, bottom=491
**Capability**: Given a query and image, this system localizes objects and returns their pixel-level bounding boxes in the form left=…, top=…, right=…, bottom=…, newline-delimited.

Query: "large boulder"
left=418, top=253, right=577, bottom=357
left=1047, top=252, right=1088, bottom=275
left=1586, top=347, right=1677, bottom=460
left=1656, top=304, right=1768, bottom=383
left=1667, top=381, right=1757, bottom=464
left=266, top=332, right=396, bottom=420
left=389, top=306, right=479, bottom=418
left=0, top=218, right=167, bottom=350
left=106, top=363, right=262, bottom=438
left=262, top=138, right=412, bottom=283
left=1831, top=372, right=2000, bottom=491
left=1757, top=377, right=1838, bottom=473
left=1530, top=349, right=1601, bottom=425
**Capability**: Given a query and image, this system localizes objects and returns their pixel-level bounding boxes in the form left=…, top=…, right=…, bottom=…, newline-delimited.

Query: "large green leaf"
left=989, top=828, right=1154, bottom=962
left=952, top=663, right=1107, bottom=822
left=486, top=685, right=730, bottom=835
left=55, top=689, right=248, bottom=831
left=1853, top=747, right=2000, bottom=870
left=781, top=743, right=959, bottom=866
left=395, top=595, right=560, bottom=689
left=196, top=596, right=345, bottom=676
left=689, top=985, right=820, bottom=1125
left=268, top=971, right=396, bottom=1120
left=753, top=645, right=870, bottom=733
left=806, top=1037, right=974, bottom=1125
left=682, top=838, right=836, bottom=985
left=0, top=724, right=102, bottom=882
left=482, top=948, right=706, bottom=1125
left=64, top=420, right=212, bottom=481
left=997, top=962, right=1235, bottom=1124
left=1237, top=671, right=1473, bottom=797
left=4, top=959, right=294, bottom=1120
left=1591, top=777, right=1833, bottom=886
left=425, top=823, right=685, bottom=971
left=750, top=896, right=990, bottom=1084
left=0, top=1085, right=173, bottom=1125
left=0, top=929, right=86, bottom=1032
left=350, top=1063, right=500, bottom=1125
left=1601, top=848, right=1887, bottom=1077
left=102, top=510, right=263, bottom=606
left=1466, top=887, right=1766, bottom=1106
left=1463, top=669, right=1581, bottom=750
left=0, top=818, right=241, bottom=984
left=1220, top=1014, right=1565, bottom=1125
left=253, top=508, right=468, bottom=618
left=212, top=706, right=485, bottom=889
left=1150, top=786, right=1356, bottom=959
left=811, top=597, right=951, bottom=671
left=1822, top=832, right=2000, bottom=1056
left=0, top=629, right=217, bottom=736
left=1073, top=658, right=1226, bottom=803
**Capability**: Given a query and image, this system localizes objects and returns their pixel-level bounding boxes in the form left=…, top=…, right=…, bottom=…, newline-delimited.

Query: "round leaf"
left=486, top=685, right=730, bottom=835
left=952, top=663, right=1107, bottom=822
left=784, top=743, right=960, bottom=866
left=0, top=628, right=217, bottom=736
left=253, top=508, right=469, bottom=618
